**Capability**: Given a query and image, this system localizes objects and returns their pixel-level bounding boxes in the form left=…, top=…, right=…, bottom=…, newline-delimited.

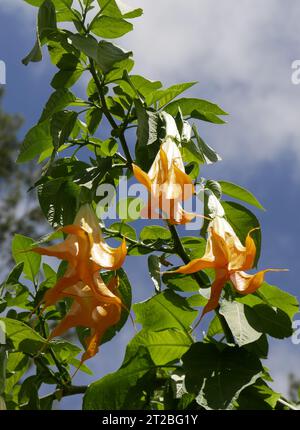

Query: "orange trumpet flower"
left=133, top=113, right=195, bottom=224
left=48, top=274, right=122, bottom=362
left=170, top=216, right=287, bottom=318
left=33, top=204, right=127, bottom=305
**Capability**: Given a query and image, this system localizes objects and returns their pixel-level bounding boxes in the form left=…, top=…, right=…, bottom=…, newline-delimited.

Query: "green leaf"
left=239, top=301, right=293, bottom=339
left=206, top=314, right=223, bottom=338
left=38, top=0, right=57, bottom=44
left=219, top=300, right=262, bottom=346
left=181, top=236, right=207, bottom=260
left=118, top=75, right=162, bottom=100
left=109, top=222, right=137, bottom=241
left=101, top=268, right=132, bottom=344
left=96, top=0, right=143, bottom=19
left=5, top=352, right=29, bottom=395
left=182, top=343, right=263, bottom=410
left=17, top=120, right=53, bottom=163
left=162, top=272, right=200, bottom=293
left=235, top=380, right=280, bottom=410
left=39, top=89, right=76, bottom=122
left=222, top=201, right=261, bottom=265
left=51, top=65, right=83, bottom=89
left=218, top=181, right=265, bottom=211
left=83, top=347, right=156, bottom=410
left=134, top=99, right=160, bottom=169
left=147, top=82, right=197, bottom=107
left=148, top=255, right=161, bottom=293
left=89, top=137, right=118, bottom=157
left=90, top=16, right=133, bottom=38
left=133, top=290, right=197, bottom=333
left=165, top=97, right=228, bottom=124
left=85, top=108, right=102, bottom=135
left=38, top=178, right=80, bottom=227
left=0, top=346, right=7, bottom=396
left=0, top=318, right=46, bottom=355
left=51, top=110, right=78, bottom=150
left=140, top=225, right=171, bottom=242
left=70, top=34, right=132, bottom=73
left=50, top=340, right=81, bottom=362
left=12, top=235, right=41, bottom=282
left=125, top=329, right=192, bottom=366
left=2, top=263, right=24, bottom=289
left=193, top=124, right=221, bottom=163
left=256, top=282, right=299, bottom=319
left=22, top=36, right=42, bottom=66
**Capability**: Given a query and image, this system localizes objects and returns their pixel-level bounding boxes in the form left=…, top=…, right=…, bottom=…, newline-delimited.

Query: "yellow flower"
left=48, top=274, right=122, bottom=362
left=133, top=113, right=195, bottom=224
left=31, top=205, right=127, bottom=361
left=33, top=204, right=127, bottom=306
left=171, top=216, right=287, bottom=318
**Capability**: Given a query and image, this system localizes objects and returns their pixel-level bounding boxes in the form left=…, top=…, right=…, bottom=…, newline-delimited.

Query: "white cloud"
left=123, top=0, right=300, bottom=175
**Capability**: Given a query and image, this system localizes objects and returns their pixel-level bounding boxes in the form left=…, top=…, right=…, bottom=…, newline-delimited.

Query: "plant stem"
left=277, top=398, right=299, bottom=410
left=89, top=59, right=133, bottom=166
left=103, top=227, right=174, bottom=253
left=167, top=222, right=209, bottom=288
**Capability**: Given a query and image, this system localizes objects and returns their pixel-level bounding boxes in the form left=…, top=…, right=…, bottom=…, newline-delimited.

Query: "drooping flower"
left=31, top=205, right=127, bottom=361
left=48, top=274, right=122, bottom=362
left=33, top=204, right=127, bottom=306
left=132, top=112, right=195, bottom=224
left=170, top=216, right=287, bottom=318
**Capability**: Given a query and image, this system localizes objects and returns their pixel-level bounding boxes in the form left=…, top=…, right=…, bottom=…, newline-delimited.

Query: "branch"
left=88, top=60, right=133, bottom=166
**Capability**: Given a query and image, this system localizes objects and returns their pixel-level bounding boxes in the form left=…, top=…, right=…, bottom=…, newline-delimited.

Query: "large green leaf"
left=38, top=0, right=57, bottom=44
left=70, top=34, right=132, bottom=73
left=83, top=347, right=156, bottom=410
left=162, top=272, right=200, bottom=293
left=125, top=329, right=192, bottom=366
left=182, top=343, right=263, bottom=410
left=38, top=178, right=80, bottom=227
left=222, top=201, right=261, bottom=265
left=140, top=225, right=171, bottom=242
left=219, top=181, right=265, bottom=211
left=96, top=0, right=143, bottom=19
left=90, top=16, right=133, bottom=38
left=165, top=97, right=228, bottom=124
left=147, top=82, right=197, bottom=107
left=39, top=89, right=76, bottom=122
left=17, top=121, right=53, bottom=163
left=50, top=110, right=78, bottom=150
left=234, top=380, right=280, bottom=410
left=12, top=235, right=41, bottom=282
left=256, top=282, right=299, bottom=319
left=239, top=301, right=293, bottom=339
left=219, top=300, right=262, bottom=346
left=133, top=290, right=197, bottom=334
left=0, top=318, right=46, bottom=355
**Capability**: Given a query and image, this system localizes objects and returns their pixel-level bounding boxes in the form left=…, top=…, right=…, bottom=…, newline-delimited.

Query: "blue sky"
left=0, top=0, right=300, bottom=409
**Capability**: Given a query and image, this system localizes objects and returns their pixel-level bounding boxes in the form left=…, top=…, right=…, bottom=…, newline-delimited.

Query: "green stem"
left=88, top=60, right=133, bottom=166
left=167, top=222, right=209, bottom=288
left=103, top=227, right=174, bottom=253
